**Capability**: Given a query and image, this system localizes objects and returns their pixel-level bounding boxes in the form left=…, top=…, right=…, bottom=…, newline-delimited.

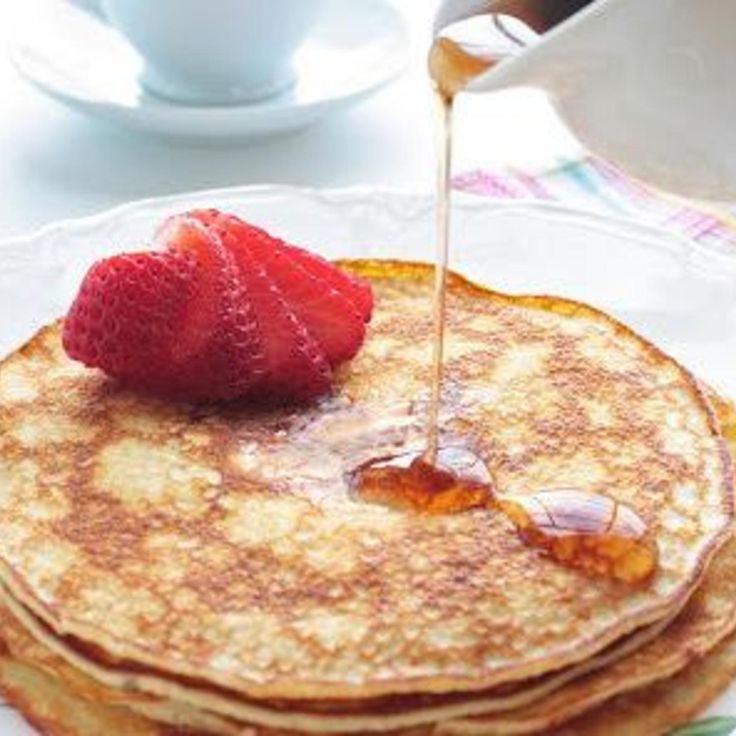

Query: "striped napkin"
left=454, top=156, right=736, bottom=251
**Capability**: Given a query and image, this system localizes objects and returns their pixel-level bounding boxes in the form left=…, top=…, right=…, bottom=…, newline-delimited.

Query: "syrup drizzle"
left=424, top=34, right=497, bottom=465
left=424, top=90, right=453, bottom=464
left=353, top=8, right=658, bottom=586
left=352, top=451, right=658, bottom=585
left=356, top=446, right=492, bottom=515
left=498, top=490, right=657, bottom=584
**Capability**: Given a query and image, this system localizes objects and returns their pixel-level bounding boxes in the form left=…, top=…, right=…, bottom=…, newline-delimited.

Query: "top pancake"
left=0, top=260, right=730, bottom=699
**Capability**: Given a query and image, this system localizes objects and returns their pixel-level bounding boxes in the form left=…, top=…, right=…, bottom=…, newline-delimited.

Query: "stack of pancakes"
left=0, top=260, right=733, bottom=735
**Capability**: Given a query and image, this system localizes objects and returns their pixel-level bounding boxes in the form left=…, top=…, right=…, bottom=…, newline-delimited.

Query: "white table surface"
left=0, top=0, right=582, bottom=240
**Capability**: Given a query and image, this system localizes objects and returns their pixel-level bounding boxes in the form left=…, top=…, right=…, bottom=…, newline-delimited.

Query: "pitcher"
left=434, top=0, right=736, bottom=201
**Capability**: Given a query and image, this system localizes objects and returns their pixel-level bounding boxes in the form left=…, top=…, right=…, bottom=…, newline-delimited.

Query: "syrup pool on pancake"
left=351, top=447, right=658, bottom=584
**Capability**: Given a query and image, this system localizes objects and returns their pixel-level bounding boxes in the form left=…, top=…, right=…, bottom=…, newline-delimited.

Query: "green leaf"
left=669, top=717, right=736, bottom=736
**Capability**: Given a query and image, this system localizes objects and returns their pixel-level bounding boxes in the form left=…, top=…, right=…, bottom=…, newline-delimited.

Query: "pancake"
left=0, top=523, right=734, bottom=736
left=0, top=259, right=733, bottom=734
left=440, top=393, right=736, bottom=733
left=1, top=466, right=736, bottom=736
left=9, top=619, right=736, bottom=736
left=0, top=588, right=676, bottom=733
left=0, top=260, right=728, bottom=732
left=3, top=434, right=736, bottom=736
left=0, top=259, right=731, bottom=715
left=555, top=631, right=736, bottom=736
left=0, top=654, right=171, bottom=736
left=444, top=535, right=736, bottom=733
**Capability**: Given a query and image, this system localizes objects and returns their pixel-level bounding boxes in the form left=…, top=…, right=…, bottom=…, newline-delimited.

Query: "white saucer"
left=9, top=0, right=408, bottom=142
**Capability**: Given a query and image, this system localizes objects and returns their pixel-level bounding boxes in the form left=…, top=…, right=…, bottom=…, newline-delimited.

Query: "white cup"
left=96, top=0, right=327, bottom=105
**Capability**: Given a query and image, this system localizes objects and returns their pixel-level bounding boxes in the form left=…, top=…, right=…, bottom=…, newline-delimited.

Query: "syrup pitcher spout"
left=433, top=0, right=736, bottom=201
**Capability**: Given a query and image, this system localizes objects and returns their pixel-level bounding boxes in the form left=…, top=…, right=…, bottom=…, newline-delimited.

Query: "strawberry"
left=62, top=209, right=372, bottom=403
left=189, top=210, right=372, bottom=321
left=283, top=243, right=374, bottom=323
left=63, top=250, right=197, bottom=385
left=190, top=210, right=373, bottom=366
left=201, top=218, right=332, bottom=400
left=64, top=218, right=268, bottom=401
left=155, top=216, right=269, bottom=400
left=198, top=212, right=367, bottom=366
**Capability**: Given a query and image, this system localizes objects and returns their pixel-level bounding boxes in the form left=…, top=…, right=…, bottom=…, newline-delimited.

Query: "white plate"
left=8, top=0, right=408, bottom=142
left=1, top=185, right=736, bottom=733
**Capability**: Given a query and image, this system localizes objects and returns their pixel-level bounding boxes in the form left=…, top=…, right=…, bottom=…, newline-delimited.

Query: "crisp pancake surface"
left=2, top=392, right=735, bottom=735
left=0, top=505, right=734, bottom=734
left=2, top=512, right=736, bottom=736
left=4, top=628, right=736, bottom=736
left=0, top=260, right=730, bottom=700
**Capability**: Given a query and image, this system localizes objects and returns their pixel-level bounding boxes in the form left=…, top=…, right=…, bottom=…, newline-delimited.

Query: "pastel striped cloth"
left=454, top=156, right=736, bottom=251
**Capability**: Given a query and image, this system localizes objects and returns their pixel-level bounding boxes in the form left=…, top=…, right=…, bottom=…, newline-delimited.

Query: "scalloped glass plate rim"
left=1, top=184, right=734, bottom=265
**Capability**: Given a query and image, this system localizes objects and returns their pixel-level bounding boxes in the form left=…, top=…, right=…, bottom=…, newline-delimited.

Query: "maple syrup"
left=354, top=446, right=493, bottom=515
left=352, top=453, right=657, bottom=585
left=497, top=490, right=658, bottom=585
left=424, top=33, right=498, bottom=464
left=353, top=7, right=658, bottom=586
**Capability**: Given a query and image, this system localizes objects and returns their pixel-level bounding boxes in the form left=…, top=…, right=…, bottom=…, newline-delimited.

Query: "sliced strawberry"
left=157, top=215, right=268, bottom=400
left=154, top=215, right=223, bottom=363
left=63, top=209, right=370, bottom=404
left=280, top=243, right=374, bottom=323
left=209, top=214, right=365, bottom=366
left=66, top=217, right=268, bottom=401
left=208, top=218, right=332, bottom=401
left=189, top=210, right=373, bottom=322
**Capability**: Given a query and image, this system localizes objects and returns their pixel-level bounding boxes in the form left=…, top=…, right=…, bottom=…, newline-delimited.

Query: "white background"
left=0, top=0, right=581, bottom=239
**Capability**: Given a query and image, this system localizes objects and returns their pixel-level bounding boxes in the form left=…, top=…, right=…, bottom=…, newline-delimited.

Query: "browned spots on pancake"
left=54, top=493, right=150, bottom=573
left=183, top=543, right=352, bottom=615
left=0, top=263, right=730, bottom=701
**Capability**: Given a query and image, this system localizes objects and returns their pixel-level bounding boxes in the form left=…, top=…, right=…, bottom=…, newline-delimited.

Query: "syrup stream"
left=425, top=90, right=453, bottom=464
left=425, top=37, right=495, bottom=462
